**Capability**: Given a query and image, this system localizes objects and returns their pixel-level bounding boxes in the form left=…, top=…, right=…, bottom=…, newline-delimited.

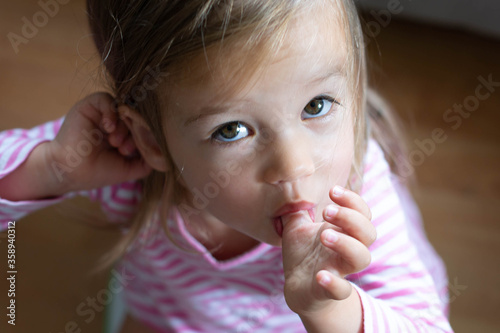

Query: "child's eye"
left=302, top=96, right=339, bottom=119
left=212, top=121, right=250, bottom=142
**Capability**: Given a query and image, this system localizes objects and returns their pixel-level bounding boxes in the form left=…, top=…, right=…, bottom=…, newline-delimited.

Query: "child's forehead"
left=167, top=4, right=348, bottom=103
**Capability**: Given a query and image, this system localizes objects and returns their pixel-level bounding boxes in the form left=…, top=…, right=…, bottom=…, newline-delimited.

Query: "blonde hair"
left=86, top=0, right=406, bottom=269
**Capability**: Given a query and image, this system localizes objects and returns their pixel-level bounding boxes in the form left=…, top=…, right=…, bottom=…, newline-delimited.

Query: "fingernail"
left=319, top=272, right=331, bottom=286
left=324, top=229, right=339, bottom=243
left=333, top=185, right=345, bottom=196
left=325, top=205, right=338, bottom=218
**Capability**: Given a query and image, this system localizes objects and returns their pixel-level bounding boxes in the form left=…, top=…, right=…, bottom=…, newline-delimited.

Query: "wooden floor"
left=0, top=1, right=499, bottom=332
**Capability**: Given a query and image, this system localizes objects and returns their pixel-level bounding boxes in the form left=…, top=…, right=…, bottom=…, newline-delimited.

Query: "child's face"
left=164, top=6, right=354, bottom=246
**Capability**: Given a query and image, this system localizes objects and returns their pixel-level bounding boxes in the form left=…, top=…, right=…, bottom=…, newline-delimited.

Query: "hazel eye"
left=302, top=96, right=338, bottom=119
left=212, top=121, right=249, bottom=142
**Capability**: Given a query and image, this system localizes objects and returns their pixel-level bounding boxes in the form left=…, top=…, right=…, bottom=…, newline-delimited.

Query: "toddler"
left=0, top=0, right=453, bottom=332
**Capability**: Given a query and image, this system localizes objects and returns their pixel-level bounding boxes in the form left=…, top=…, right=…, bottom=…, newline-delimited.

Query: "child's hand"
left=281, top=186, right=375, bottom=316
left=45, top=92, right=152, bottom=195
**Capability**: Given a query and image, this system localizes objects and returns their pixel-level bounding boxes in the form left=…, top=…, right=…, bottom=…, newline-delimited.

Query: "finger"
left=323, top=205, right=376, bottom=247
left=329, top=185, right=371, bottom=221
left=316, top=270, right=352, bottom=301
left=108, top=119, right=130, bottom=148
left=81, top=92, right=118, bottom=133
left=103, top=149, right=152, bottom=183
left=281, top=210, right=313, bottom=229
left=320, top=229, right=371, bottom=273
left=281, top=210, right=315, bottom=243
left=100, top=106, right=117, bottom=134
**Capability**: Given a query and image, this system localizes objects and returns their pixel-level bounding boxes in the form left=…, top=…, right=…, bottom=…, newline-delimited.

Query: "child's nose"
left=262, top=132, right=315, bottom=185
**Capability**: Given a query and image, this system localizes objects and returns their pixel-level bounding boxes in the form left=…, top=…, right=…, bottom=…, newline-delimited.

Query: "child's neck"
left=181, top=210, right=260, bottom=261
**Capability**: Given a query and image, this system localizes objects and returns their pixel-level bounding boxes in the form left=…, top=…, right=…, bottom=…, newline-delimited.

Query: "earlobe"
left=117, top=105, right=168, bottom=172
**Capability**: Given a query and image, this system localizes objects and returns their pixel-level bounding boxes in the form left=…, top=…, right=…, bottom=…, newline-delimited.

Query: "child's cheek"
left=314, top=124, right=355, bottom=197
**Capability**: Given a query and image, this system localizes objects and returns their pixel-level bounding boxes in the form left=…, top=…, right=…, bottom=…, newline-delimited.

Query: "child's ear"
left=117, top=105, right=168, bottom=172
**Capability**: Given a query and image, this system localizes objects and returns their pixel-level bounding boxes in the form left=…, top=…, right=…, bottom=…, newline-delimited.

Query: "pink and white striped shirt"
left=0, top=118, right=453, bottom=332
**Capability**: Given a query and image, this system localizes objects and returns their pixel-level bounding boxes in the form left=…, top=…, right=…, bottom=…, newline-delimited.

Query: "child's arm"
left=0, top=93, right=152, bottom=228
left=281, top=141, right=453, bottom=332
left=0, top=141, right=64, bottom=201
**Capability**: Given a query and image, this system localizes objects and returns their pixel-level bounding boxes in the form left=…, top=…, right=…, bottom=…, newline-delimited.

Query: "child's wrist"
left=295, top=298, right=339, bottom=322
left=38, top=141, right=73, bottom=197
left=296, top=289, right=363, bottom=333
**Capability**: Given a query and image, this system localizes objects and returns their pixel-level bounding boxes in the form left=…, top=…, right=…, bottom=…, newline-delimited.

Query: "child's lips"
left=273, top=217, right=284, bottom=237
left=273, top=201, right=316, bottom=219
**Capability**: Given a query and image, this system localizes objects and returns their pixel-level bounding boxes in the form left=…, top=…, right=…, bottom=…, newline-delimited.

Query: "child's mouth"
left=273, top=217, right=284, bottom=237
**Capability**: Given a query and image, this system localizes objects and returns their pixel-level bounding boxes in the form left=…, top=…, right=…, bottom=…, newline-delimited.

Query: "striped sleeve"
left=347, top=139, right=453, bottom=332
left=0, top=119, right=141, bottom=230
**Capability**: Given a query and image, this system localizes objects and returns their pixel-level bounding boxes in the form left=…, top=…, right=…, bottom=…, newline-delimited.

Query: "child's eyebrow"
left=183, top=67, right=344, bottom=127
left=184, top=105, right=234, bottom=126
left=308, top=67, right=344, bottom=85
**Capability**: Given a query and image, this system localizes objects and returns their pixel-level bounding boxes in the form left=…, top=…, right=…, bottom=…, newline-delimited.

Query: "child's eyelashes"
left=211, top=121, right=251, bottom=143
left=302, top=95, right=340, bottom=120
left=210, top=95, right=340, bottom=145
